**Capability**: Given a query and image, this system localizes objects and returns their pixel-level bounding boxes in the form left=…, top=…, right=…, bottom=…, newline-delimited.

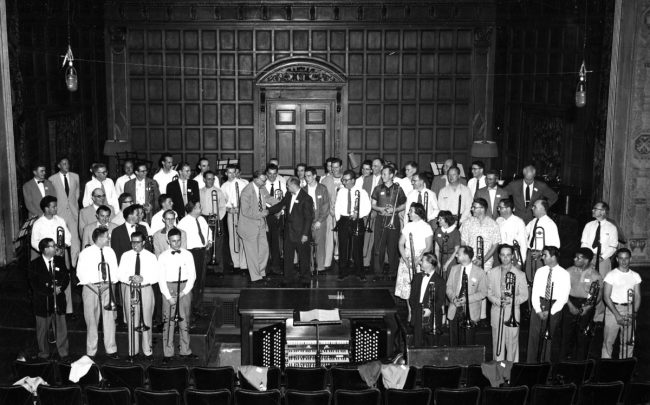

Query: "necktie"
left=458, top=267, right=467, bottom=297
left=135, top=252, right=141, bottom=276
left=270, top=183, right=275, bottom=197
left=100, top=248, right=106, bottom=280
left=258, top=189, right=263, bottom=211
left=196, top=217, right=205, bottom=245
left=417, top=192, right=422, bottom=205
left=475, top=179, right=479, bottom=194
left=64, top=175, right=69, bottom=196
left=592, top=222, right=601, bottom=249
left=347, top=189, right=352, bottom=215
left=182, top=181, right=188, bottom=204
left=545, top=267, right=553, bottom=301
left=529, top=218, right=539, bottom=248
left=100, top=181, right=106, bottom=194
left=525, top=184, right=531, bottom=206
left=49, top=260, right=54, bottom=278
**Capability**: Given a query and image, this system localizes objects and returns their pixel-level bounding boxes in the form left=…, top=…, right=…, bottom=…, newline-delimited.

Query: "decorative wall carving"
left=262, top=66, right=343, bottom=84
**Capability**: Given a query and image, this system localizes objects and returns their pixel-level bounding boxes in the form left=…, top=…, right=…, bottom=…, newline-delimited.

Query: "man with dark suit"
left=78, top=188, right=116, bottom=236
left=166, top=162, right=199, bottom=220
left=23, top=163, right=56, bottom=218
left=361, top=159, right=383, bottom=269
left=303, top=166, right=330, bottom=273
left=476, top=170, right=510, bottom=220
left=269, top=177, right=314, bottom=283
left=49, top=157, right=81, bottom=265
left=504, top=164, right=558, bottom=223
left=124, top=162, right=160, bottom=222
left=410, top=252, right=446, bottom=346
left=29, top=238, right=70, bottom=360
left=432, top=159, right=467, bottom=197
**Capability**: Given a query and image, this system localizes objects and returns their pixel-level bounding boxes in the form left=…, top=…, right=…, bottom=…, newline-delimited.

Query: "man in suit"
left=237, top=170, right=278, bottom=285
left=28, top=237, right=70, bottom=360
left=124, top=162, right=160, bottom=223
left=78, top=188, right=116, bottom=236
left=476, top=170, right=510, bottom=220
left=410, top=252, right=446, bottom=346
left=321, top=158, right=344, bottom=270
left=81, top=205, right=117, bottom=248
left=361, top=158, right=384, bottom=269
left=166, top=162, right=199, bottom=220
left=115, top=159, right=135, bottom=196
left=303, top=166, right=330, bottom=273
left=432, top=159, right=467, bottom=196
left=467, top=160, right=487, bottom=198
left=49, top=157, right=81, bottom=265
left=23, top=163, right=56, bottom=218
left=504, top=164, right=558, bottom=223
left=221, top=164, right=249, bottom=275
left=487, top=244, right=528, bottom=362
left=265, top=163, right=287, bottom=274
left=82, top=163, right=119, bottom=210
left=446, top=245, right=487, bottom=345
left=268, top=177, right=314, bottom=284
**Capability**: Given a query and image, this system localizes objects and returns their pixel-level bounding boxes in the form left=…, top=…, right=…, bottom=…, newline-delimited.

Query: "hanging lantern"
left=575, top=62, right=587, bottom=108
left=62, top=45, right=78, bottom=92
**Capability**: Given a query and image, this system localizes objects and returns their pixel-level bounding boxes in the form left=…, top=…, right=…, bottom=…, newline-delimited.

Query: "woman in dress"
left=395, top=203, right=433, bottom=303
left=433, top=210, right=461, bottom=280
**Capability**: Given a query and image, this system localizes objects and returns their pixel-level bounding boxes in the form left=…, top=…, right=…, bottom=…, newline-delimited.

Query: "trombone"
left=460, top=271, right=475, bottom=330
left=385, top=183, right=400, bottom=229
left=408, top=233, right=417, bottom=282
left=47, top=265, right=60, bottom=344
left=56, top=226, right=65, bottom=257
left=622, top=288, right=636, bottom=358
left=537, top=282, right=554, bottom=362
left=233, top=182, right=241, bottom=253
left=98, top=252, right=118, bottom=312
left=425, top=278, right=441, bottom=335
left=352, top=190, right=363, bottom=236
left=167, top=266, right=185, bottom=343
left=497, top=272, right=518, bottom=357
left=581, top=281, right=600, bottom=336
left=513, top=240, right=524, bottom=268
left=423, top=192, right=429, bottom=221
left=146, top=186, right=155, bottom=224
left=208, top=190, right=222, bottom=266
left=128, top=277, right=150, bottom=360
left=477, top=236, right=485, bottom=269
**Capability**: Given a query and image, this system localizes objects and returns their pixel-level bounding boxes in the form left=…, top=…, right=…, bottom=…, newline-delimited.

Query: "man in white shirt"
left=602, top=248, right=641, bottom=359
left=200, top=171, right=227, bottom=276
left=405, top=173, right=439, bottom=225
left=221, top=164, right=248, bottom=274
left=115, top=160, right=135, bottom=196
left=467, top=160, right=487, bottom=198
left=31, top=196, right=72, bottom=259
left=150, top=194, right=174, bottom=235
left=153, top=153, right=178, bottom=194
left=525, top=198, right=561, bottom=282
left=193, top=157, right=212, bottom=190
left=304, top=166, right=330, bottom=273
left=265, top=164, right=287, bottom=274
left=76, top=227, right=119, bottom=359
left=396, top=161, right=418, bottom=196
left=117, top=231, right=157, bottom=360
left=82, top=163, right=119, bottom=210
left=526, top=245, right=570, bottom=362
left=158, top=228, right=197, bottom=363
left=354, top=159, right=373, bottom=189
left=496, top=198, right=528, bottom=267
left=361, top=158, right=384, bottom=268
left=437, top=166, right=473, bottom=225
left=295, top=163, right=307, bottom=188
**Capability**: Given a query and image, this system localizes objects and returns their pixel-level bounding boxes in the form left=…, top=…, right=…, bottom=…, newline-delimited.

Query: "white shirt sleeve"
left=182, top=251, right=196, bottom=296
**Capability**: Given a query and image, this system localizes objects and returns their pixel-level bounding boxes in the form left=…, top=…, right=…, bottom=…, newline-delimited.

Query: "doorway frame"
left=255, top=57, right=348, bottom=171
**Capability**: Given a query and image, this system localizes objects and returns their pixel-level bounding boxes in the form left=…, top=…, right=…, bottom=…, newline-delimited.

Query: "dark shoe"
left=162, top=356, right=172, bottom=364
left=359, top=274, right=367, bottom=281
left=106, top=352, right=119, bottom=360
left=180, top=353, right=199, bottom=360
left=143, top=355, right=154, bottom=362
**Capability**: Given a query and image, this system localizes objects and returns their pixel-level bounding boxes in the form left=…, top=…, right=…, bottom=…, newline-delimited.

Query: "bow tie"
left=171, top=250, right=180, bottom=255
left=37, top=180, right=44, bottom=184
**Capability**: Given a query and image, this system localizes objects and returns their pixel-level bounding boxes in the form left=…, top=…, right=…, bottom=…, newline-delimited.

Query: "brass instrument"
left=385, top=183, right=400, bottom=229
left=98, top=250, right=118, bottom=311
left=460, top=271, right=474, bottom=329
left=423, top=192, right=429, bottom=220
left=234, top=182, right=241, bottom=253
left=172, top=175, right=179, bottom=182
left=274, top=189, right=285, bottom=256
left=353, top=190, right=363, bottom=236
left=477, top=236, right=485, bottom=269
left=409, top=233, right=417, bottom=282
left=310, top=240, right=318, bottom=276
left=208, top=190, right=221, bottom=266
left=537, top=282, right=554, bottom=362
left=167, top=266, right=185, bottom=343
left=56, top=226, right=65, bottom=257
left=47, top=263, right=59, bottom=344
left=622, top=288, right=636, bottom=358
left=425, top=279, right=440, bottom=335
left=147, top=186, right=154, bottom=224
left=145, top=235, right=154, bottom=253
left=128, top=279, right=139, bottom=360
left=512, top=240, right=524, bottom=268
left=581, top=281, right=600, bottom=336
left=497, top=272, right=518, bottom=357
left=531, top=227, right=546, bottom=277
left=457, top=195, right=462, bottom=226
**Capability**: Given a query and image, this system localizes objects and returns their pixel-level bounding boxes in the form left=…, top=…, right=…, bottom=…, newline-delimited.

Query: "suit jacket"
left=409, top=272, right=447, bottom=311
left=504, top=179, right=558, bottom=223
left=432, top=175, right=466, bottom=197
left=28, top=255, right=69, bottom=317
left=124, top=177, right=160, bottom=212
left=268, top=189, right=314, bottom=243
left=446, top=263, right=487, bottom=321
left=362, top=175, right=382, bottom=197
left=303, top=183, right=330, bottom=224
left=78, top=204, right=116, bottom=236
left=81, top=222, right=117, bottom=249
left=476, top=186, right=510, bottom=219
left=48, top=172, right=80, bottom=223
left=110, top=223, right=148, bottom=263
left=486, top=266, right=528, bottom=329
left=23, top=179, right=56, bottom=218
left=166, top=179, right=199, bottom=219
left=238, top=182, right=274, bottom=239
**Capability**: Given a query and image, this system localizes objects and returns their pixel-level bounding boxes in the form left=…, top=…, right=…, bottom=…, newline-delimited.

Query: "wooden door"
left=268, top=101, right=334, bottom=171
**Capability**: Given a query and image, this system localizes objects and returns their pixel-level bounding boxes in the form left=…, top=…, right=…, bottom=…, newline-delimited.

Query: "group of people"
left=23, top=154, right=641, bottom=363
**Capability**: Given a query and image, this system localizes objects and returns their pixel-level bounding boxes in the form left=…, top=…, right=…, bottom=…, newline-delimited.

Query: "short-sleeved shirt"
left=372, top=183, right=407, bottom=214
left=604, top=268, right=641, bottom=303
left=402, top=220, right=433, bottom=254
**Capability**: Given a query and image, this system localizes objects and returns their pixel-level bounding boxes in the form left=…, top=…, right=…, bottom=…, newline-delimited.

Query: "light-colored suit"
left=49, top=172, right=81, bottom=264
left=487, top=266, right=528, bottom=361
left=237, top=182, right=274, bottom=281
left=475, top=186, right=510, bottom=220
left=432, top=175, right=466, bottom=198
left=23, top=179, right=56, bottom=218
left=78, top=204, right=117, bottom=238
left=81, top=222, right=117, bottom=249
left=446, top=263, right=487, bottom=322
left=304, top=183, right=330, bottom=271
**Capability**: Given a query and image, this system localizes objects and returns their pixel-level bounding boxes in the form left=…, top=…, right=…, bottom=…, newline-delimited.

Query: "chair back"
left=434, top=387, right=481, bottom=405
left=13, top=360, right=55, bottom=383
left=510, top=363, right=551, bottom=389
left=333, top=388, right=381, bottom=405
left=234, top=389, right=281, bottom=405
left=552, top=360, right=594, bottom=388
left=85, top=386, right=131, bottom=405
left=238, top=366, right=281, bottom=390
left=147, top=366, right=189, bottom=394
left=376, top=366, right=418, bottom=391
left=330, top=367, right=369, bottom=391
left=421, top=365, right=462, bottom=391
left=384, top=388, right=431, bottom=405
left=466, top=364, right=491, bottom=390
left=191, top=366, right=235, bottom=391
left=285, top=389, right=331, bottom=405
left=593, top=358, right=636, bottom=384
left=625, top=382, right=650, bottom=405
left=184, top=388, right=231, bottom=405
left=57, top=363, right=101, bottom=388
left=577, top=381, right=624, bottom=405
left=285, top=367, right=327, bottom=391
left=0, top=384, right=33, bottom=405
left=37, top=385, right=83, bottom=405
left=100, top=364, right=145, bottom=394
left=134, top=388, right=180, bottom=405
left=530, top=383, right=576, bottom=405
left=483, top=386, right=529, bottom=405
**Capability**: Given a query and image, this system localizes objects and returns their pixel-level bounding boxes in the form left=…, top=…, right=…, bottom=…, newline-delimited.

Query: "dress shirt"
left=371, top=175, right=381, bottom=192
left=221, top=179, right=249, bottom=208
left=334, top=186, right=371, bottom=221
left=115, top=174, right=135, bottom=196
left=157, top=248, right=196, bottom=299
left=420, top=272, right=435, bottom=303
left=467, top=176, right=486, bottom=198
left=134, top=178, right=147, bottom=204
left=82, top=177, right=119, bottom=210
left=289, top=192, right=298, bottom=214
left=402, top=221, right=433, bottom=254
left=177, top=215, right=211, bottom=249
left=496, top=214, right=528, bottom=263
left=153, top=169, right=178, bottom=194
left=200, top=187, right=227, bottom=219
left=150, top=210, right=169, bottom=234
left=34, top=178, right=46, bottom=197
left=396, top=176, right=414, bottom=195
left=194, top=173, right=215, bottom=190
left=30, top=215, right=72, bottom=251
left=306, top=183, right=318, bottom=211
left=460, top=216, right=501, bottom=262
left=531, top=264, right=570, bottom=315
left=76, top=245, right=119, bottom=284
left=525, top=214, right=561, bottom=249
left=405, top=189, right=439, bottom=222
left=581, top=219, right=618, bottom=260
left=355, top=175, right=369, bottom=189
left=265, top=178, right=286, bottom=197
left=152, top=229, right=187, bottom=257
left=437, top=184, right=473, bottom=224
left=456, top=265, right=472, bottom=294
left=604, top=268, right=641, bottom=303
left=117, top=249, right=159, bottom=285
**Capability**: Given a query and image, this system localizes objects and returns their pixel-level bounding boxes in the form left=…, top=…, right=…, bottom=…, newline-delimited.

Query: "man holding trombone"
left=199, top=171, right=227, bottom=277
left=487, top=244, right=528, bottom=362
left=117, top=231, right=157, bottom=361
left=602, top=248, right=641, bottom=359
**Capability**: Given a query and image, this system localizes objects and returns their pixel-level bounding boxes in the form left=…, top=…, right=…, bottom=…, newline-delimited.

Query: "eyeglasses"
left=93, top=194, right=106, bottom=198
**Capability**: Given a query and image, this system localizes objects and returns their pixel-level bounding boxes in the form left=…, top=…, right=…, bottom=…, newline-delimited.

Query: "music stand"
left=293, top=310, right=342, bottom=367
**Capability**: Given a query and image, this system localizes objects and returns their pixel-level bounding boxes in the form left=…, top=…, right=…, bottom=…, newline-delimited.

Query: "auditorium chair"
left=466, top=364, right=491, bottom=390
left=57, top=362, right=101, bottom=389
left=147, top=365, right=189, bottom=395
left=330, top=366, right=369, bottom=391
left=190, top=366, right=235, bottom=391
left=284, top=389, right=332, bottom=405
left=376, top=366, right=418, bottom=391
left=482, top=386, right=529, bottom=405
left=37, top=385, right=83, bottom=405
left=234, top=388, right=281, bottom=405
left=238, top=366, right=281, bottom=390
left=85, top=386, right=131, bottom=405
left=576, top=381, right=624, bottom=405
left=529, top=383, right=576, bottom=405
left=134, top=388, right=180, bottom=405
left=100, top=363, right=145, bottom=395
left=420, top=365, right=462, bottom=393
left=592, top=358, right=636, bottom=384
left=0, top=384, right=33, bottom=405
left=624, top=381, right=650, bottom=405
left=509, top=363, right=551, bottom=391
left=183, top=388, right=231, bottom=405
left=13, top=359, right=56, bottom=383
left=384, top=387, right=432, bottom=405
left=434, top=387, right=481, bottom=405
left=333, top=388, right=381, bottom=405
left=285, top=366, right=328, bottom=391
left=551, top=360, right=594, bottom=389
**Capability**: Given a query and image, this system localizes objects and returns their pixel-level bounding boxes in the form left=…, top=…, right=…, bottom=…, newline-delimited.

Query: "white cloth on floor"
left=68, top=355, right=102, bottom=383
left=13, top=376, right=48, bottom=395
left=380, top=364, right=410, bottom=389
left=358, top=360, right=382, bottom=388
left=239, top=365, right=268, bottom=391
